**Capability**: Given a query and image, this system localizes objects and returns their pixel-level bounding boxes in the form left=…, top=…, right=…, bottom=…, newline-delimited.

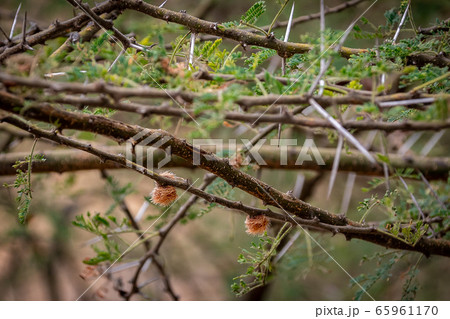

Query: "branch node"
left=52, top=19, right=61, bottom=28
left=338, top=213, right=347, bottom=223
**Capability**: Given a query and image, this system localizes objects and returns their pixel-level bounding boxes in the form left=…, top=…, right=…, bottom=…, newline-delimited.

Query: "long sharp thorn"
left=10, top=3, right=22, bottom=39
left=278, top=3, right=295, bottom=144
left=142, top=258, right=152, bottom=272
left=108, top=260, right=140, bottom=274
left=420, top=130, right=444, bottom=156
left=188, top=33, right=195, bottom=70
left=314, top=0, right=377, bottom=93
left=293, top=173, right=305, bottom=199
left=276, top=113, right=282, bottom=147
left=392, top=1, right=410, bottom=44
left=363, top=130, right=378, bottom=149
left=398, top=175, right=425, bottom=220
left=316, top=0, right=374, bottom=93
left=284, top=2, right=295, bottom=43
left=418, top=171, right=447, bottom=210
left=398, top=132, right=423, bottom=156
left=159, top=0, right=168, bottom=8
left=319, top=0, right=325, bottom=94
left=340, top=131, right=377, bottom=215
left=327, top=135, right=344, bottom=199
left=274, top=230, right=301, bottom=263
left=378, top=97, right=435, bottom=108
left=308, top=10, right=361, bottom=96
left=21, top=11, right=33, bottom=51
left=138, top=277, right=159, bottom=290
left=135, top=197, right=151, bottom=223
left=383, top=2, right=409, bottom=86
left=340, top=172, right=356, bottom=215
left=379, top=133, right=390, bottom=191
left=281, top=2, right=294, bottom=77
left=309, top=98, right=376, bottom=163
left=107, top=48, right=125, bottom=72
left=320, top=0, right=325, bottom=50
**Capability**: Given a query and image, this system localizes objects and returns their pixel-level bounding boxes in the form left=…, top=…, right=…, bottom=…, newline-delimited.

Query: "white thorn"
left=327, top=135, right=344, bottom=199
left=378, top=97, right=435, bottom=107
left=284, top=2, right=295, bottom=43
left=392, top=2, right=410, bottom=44
left=320, top=0, right=325, bottom=89
left=188, top=33, right=196, bottom=70
left=309, top=98, right=376, bottom=164
left=10, top=3, right=22, bottom=39
left=420, top=130, right=445, bottom=156
left=293, top=173, right=305, bottom=199
left=135, top=197, right=151, bottom=222
left=274, top=230, right=301, bottom=263
left=398, top=132, right=423, bottom=156
left=340, top=172, right=356, bottom=215
left=159, top=0, right=168, bottom=8
left=107, top=48, right=125, bottom=72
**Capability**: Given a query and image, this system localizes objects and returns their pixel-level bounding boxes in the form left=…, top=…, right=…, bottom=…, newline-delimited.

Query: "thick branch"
left=37, top=93, right=448, bottom=132
left=418, top=18, right=450, bottom=35
left=2, top=115, right=449, bottom=257
left=117, top=0, right=364, bottom=59
left=0, top=90, right=342, bottom=225
left=0, top=0, right=118, bottom=62
left=196, top=0, right=366, bottom=42
left=118, top=0, right=449, bottom=66
left=1, top=146, right=448, bottom=180
left=224, top=111, right=450, bottom=132
left=2, top=73, right=446, bottom=113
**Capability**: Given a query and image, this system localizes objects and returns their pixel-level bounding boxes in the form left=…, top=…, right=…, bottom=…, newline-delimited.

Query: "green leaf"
left=241, top=1, right=266, bottom=25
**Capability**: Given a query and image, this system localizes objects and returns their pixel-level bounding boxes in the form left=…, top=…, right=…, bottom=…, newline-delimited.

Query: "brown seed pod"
left=150, top=171, right=178, bottom=206
left=245, top=215, right=269, bottom=235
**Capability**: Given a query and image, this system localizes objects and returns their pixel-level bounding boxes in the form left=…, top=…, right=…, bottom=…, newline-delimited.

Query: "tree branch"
left=2, top=73, right=447, bottom=117
left=34, top=93, right=448, bottom=132
left=0, top=0, right=119, bottom=62
left=1, top=145, right=448, bottom=180
left=1, top=106, right=450, bottom=257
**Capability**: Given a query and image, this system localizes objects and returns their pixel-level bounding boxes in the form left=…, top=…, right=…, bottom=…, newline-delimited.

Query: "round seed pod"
left=150, top=171, right=178, bottom=206
left=245, top=215, right=269, bottom=235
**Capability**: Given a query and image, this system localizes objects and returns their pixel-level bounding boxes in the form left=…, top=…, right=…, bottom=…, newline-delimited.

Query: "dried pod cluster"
left=150, top=171, right=178, bottom=206
left=245, top=215, right=269, bottom=235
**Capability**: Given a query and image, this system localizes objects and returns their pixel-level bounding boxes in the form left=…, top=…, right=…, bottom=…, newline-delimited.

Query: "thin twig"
left=267, top=0, right=290, bottom=36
